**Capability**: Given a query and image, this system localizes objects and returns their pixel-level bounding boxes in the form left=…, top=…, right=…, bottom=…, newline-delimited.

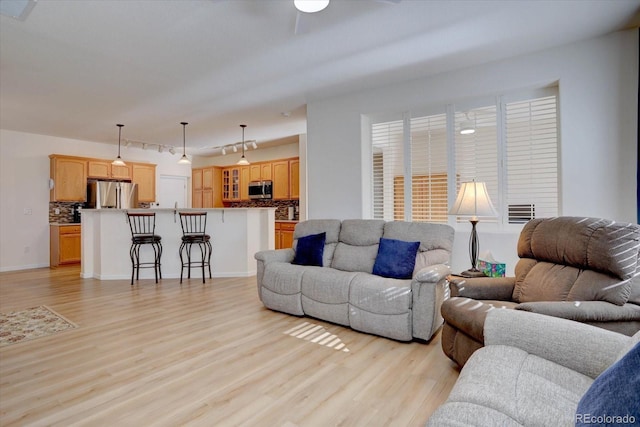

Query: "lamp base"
left=460, top=268, right=487, bottom=278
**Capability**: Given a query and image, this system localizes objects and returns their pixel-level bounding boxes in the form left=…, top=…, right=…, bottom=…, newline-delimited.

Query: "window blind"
left=453, top=106, right=499, bottom=222
left=505, top=95, right=558, bottom=223
left=372, top=119, right=404, bottom=221
left=410, top=113, right=448, bottom=223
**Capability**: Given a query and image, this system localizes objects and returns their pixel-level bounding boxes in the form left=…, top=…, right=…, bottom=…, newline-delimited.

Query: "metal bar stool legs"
left=179, top=212, right=212, bottom=284
left=127, top=212, right=162, bottom=285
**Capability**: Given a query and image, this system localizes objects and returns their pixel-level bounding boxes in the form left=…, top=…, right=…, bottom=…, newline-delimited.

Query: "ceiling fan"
left=293, top=0, right=401, bottom=35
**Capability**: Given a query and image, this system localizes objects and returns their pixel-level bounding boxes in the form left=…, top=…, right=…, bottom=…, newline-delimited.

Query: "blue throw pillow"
left=292, top=232, right=326, bottom=267
left=575, top=341, right=640, bottom=426
left=372, top=237, right=420, bottom=279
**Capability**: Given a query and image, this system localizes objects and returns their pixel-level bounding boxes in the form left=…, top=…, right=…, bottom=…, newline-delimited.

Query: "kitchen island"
left=81, top=208, right=276, bottom=280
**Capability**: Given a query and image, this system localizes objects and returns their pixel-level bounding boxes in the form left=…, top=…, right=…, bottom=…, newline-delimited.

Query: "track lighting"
left=169, top=147, right=176, bottom=155
left=221, top=147, right=226, bottom=156
left=251, top=141, right=258, bottom=150
left=142, top=143, right=148, bottom=150
left=232, top=145, right=238, bottom=153
left=158, top=145, right=163, bottom=153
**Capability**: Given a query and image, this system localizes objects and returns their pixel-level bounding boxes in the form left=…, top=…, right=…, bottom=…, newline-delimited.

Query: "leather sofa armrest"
left=484, top=309, right=629, bottom=379
left=448, top=276, right=515, bottom=300
left=254, top=248, right=295, bottom=264
left=515, top=300, right=640, bottom=323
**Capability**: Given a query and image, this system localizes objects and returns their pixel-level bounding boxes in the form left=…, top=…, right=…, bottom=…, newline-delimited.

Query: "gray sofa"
left=427, top=309, right=640, bottom=426
left=255, top=219, right=455, bottom=341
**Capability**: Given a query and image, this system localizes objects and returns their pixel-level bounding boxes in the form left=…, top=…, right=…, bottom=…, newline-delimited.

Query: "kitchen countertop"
left=50, top=222, right=81, bottom=226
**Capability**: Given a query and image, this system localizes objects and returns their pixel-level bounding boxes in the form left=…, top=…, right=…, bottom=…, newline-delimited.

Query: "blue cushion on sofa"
left=292, top=232, right=326, bottom=267
left=575, top=341, right=640, bottom=426
left=372, top=237, right=420, bottom=279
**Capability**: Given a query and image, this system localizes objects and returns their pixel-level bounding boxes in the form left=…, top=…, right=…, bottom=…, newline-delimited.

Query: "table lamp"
left=449, top=180, right=497, bottom=277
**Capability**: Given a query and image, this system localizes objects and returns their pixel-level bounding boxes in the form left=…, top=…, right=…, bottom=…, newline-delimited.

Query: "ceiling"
left=1, top=0, right=638, bottom=157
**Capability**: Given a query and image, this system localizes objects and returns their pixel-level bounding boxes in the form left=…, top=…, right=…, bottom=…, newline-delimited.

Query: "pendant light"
left=178, top=122, right=191, bottom=165
left=112, top=124, right=126, bottom=166
left=237, top=124, right=250, bottom=165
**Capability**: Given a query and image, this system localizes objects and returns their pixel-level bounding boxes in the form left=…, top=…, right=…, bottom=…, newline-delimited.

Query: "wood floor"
left=0, top=267, right=459, bottom=427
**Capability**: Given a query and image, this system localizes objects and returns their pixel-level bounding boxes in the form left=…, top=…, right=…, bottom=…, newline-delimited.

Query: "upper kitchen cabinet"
left=131, top=163, right=156, bottom=203
left=240, top=166, right=251, bottom=200
left=289, top=159, right=300, bottom=199
left=273, top=158, right=300, bottom=200
left=272, top=160, right=289, bottom=200
left=192, top=166, right=222, bottom=208
left=222, top=167, right=241, bottom=201
left=87, top=159, right=131, bottom=180
left=49, top=155, right=87, bottom=202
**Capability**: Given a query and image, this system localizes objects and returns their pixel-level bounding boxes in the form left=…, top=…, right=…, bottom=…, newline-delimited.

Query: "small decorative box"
left=478, top=259, right=506, bottom=277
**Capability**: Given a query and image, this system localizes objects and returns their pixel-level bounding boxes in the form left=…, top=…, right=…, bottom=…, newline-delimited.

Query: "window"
left=370, top=89, right=559, bottom=227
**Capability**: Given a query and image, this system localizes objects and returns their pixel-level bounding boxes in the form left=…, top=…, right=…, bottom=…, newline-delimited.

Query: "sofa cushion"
left=293, top=232, right=326, bottom=267
left=262, top=262, right=306, bottom=296
left=576, top=342, right=640, bottom=426
left=383, top=221, right=455, bottom=275
left=445, top=345, right=593, bottom=426
left=349, top=273, right=412, bottom=315
left=301, top=267, right=356, bottom=304
left=372, top=237, right=419, bottom=279
left=518, top=217, right=640, bottom=281
left=331, top=220, right=385, bottom=273
left=294, top=219, right=341, bottom=266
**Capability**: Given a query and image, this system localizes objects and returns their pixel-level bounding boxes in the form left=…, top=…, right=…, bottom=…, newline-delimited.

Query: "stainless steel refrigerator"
left=87, top=181, right=139, bottom=209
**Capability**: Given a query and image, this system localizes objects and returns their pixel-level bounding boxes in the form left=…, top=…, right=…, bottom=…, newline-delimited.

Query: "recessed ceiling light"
left=294, top=0, right=329, bottom=13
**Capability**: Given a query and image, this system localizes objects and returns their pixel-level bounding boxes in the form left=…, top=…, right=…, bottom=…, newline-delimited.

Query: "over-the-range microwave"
left=248, top=180, right=273, bottom=199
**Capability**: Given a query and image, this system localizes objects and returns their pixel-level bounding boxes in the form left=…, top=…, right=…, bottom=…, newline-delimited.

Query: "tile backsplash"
left=227, top=199, right=299, bottom=221
left=49, top=202, right=78, bottom=223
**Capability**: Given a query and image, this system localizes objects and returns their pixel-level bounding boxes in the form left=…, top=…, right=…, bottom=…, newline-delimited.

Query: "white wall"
left=306, top=29, right=638, bottom=275
left=0, top=129, right=192, bottom=271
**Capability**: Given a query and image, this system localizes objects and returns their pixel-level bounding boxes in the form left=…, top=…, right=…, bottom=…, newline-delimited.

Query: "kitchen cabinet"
left=131, top=163, right=156, bottom=203
left=192, top=166, right=222, bottom=208
left=272, top=160, right=290, bottom=200
left=261, top=163, right=272, bottom=180
left=192, top=168, right=203, bottom=208
left=49, top=155, right=87, bottom=202
left=222, top=167, right=240, bottom=201
left=275, top=221, right=296, bottom=249
left=87, top=159, right=131, bottom=180
left=50, top=224, right=81, bottom=267
left=240, top=166, right=251, bottom=200
left=289, top=159, right=300, bottom=199
left=250, top=164, right=262, bottom=182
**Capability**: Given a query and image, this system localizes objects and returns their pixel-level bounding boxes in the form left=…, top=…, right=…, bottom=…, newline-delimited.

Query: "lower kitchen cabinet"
left=50, top=224, right=81, bottom=267
left=275, top=221, right=296, bottom=249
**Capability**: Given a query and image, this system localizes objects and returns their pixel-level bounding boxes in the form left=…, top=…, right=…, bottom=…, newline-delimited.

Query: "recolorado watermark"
left=576, top=414, right=636, bottom=425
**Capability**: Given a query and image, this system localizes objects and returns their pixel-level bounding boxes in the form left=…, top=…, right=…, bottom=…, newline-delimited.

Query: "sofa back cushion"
left=382, top=221, right=455, bottom=275
left=331, top=220, right=385, bottom=273
left=294, top=220, right=342, bottom=267
left=513, top=217, right=640, bottom=305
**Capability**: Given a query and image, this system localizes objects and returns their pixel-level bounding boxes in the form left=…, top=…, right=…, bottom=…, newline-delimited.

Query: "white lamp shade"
left=449, top=181, right=497, bottom=219
left=294, top=0, right=329, bottom=13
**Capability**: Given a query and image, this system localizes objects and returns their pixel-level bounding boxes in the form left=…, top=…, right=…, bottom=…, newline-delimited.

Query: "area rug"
left=0, top=305, right=77, bottom=347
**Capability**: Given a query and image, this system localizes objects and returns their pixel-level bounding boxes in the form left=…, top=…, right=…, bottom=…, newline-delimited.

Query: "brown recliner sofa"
left=441, top=216, right=640, bottom=367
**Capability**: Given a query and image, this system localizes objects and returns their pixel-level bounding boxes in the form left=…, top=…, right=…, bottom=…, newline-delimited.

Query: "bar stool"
left=127, top=212, right=162, bottom=285
left=179, top=212, right=212, bottom=284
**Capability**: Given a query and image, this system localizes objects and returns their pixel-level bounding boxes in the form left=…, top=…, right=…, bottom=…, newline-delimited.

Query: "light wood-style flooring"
left=0, top=267, right=459, bottom=426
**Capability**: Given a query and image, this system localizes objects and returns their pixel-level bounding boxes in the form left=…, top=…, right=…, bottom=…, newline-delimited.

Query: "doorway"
left=157, top=175, right=188, bottom=208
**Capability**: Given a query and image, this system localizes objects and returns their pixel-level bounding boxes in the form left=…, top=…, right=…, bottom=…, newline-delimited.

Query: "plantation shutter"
left=453, top=106, right=499, bottom=222
left=372, top=119, right=404, bottom=220
left=504, top=95, right=558, bottom=223
left=410, top=113, right=448, bottom=222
